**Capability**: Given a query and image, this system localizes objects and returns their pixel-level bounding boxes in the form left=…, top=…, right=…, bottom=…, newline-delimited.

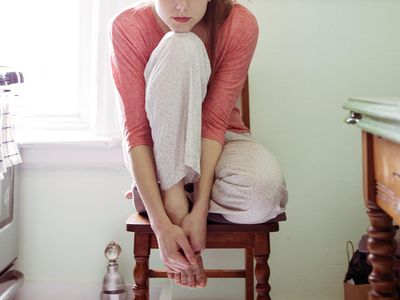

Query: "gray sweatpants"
left=133, top=31, right=288, bottom=224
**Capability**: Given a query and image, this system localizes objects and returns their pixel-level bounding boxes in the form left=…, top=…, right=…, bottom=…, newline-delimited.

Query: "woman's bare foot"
left=161, top=180, right=207, bottom=288
left=168, top=253, right=207, bottom=288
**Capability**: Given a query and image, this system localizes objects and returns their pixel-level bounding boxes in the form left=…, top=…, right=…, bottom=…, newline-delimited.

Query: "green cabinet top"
left=343, top=97, right=400, bottom=143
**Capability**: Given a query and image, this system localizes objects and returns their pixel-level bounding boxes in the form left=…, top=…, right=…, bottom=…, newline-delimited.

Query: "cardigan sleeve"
left=109, top=17, right=154, bottom=151
left=201, top=15, right=259, bottom=145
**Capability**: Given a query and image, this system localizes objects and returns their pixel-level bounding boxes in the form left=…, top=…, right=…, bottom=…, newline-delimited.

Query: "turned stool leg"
left=366, top=199, right=398, bottom=300
left=245, top=247, right=254, bottom=300
left=133, top=233, right=151, bottom=300
left=254, top=233, right=271, bottom=300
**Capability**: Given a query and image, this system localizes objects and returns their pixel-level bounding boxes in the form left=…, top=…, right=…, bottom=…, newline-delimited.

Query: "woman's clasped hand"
left=154, top=214, right=208, bottom=288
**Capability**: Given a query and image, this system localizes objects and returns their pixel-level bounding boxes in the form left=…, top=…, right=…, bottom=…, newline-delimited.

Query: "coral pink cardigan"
left=110, top=3, right=258, bottom=151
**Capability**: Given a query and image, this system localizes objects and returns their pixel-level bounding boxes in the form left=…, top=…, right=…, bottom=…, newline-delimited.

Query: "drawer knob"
left=345, top=111, right=362, bottom=124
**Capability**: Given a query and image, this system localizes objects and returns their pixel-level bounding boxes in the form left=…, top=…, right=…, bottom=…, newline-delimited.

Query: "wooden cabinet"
left=374, top=136, right=400, bottom=225
left=344, top=97, right=400, bottom=300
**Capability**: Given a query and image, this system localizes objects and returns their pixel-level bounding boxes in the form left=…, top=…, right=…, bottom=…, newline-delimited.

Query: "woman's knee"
left=220, top=180, right=288, bottom=224
left=149, top=31, right=209, bottom=69
left=144, top=31, right=211, bottom=107
left=232, top=171, right=286, bottom=203
left=215, top=141, right=285, bottom=187
left=212, top=142, right=288, bottom=223
left=162, top=31, right=205, bottom=50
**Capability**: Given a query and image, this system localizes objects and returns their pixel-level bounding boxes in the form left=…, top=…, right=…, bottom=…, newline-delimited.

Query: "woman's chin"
left=172, top=29, right=192, bottom=33
left=169, top=25, right=195, bottom=33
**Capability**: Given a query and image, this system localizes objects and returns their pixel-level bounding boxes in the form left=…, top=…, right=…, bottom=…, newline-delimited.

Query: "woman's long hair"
left=203, top=0, right=235, bottom=84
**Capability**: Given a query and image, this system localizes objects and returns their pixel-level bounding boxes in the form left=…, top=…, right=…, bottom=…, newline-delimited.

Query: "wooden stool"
left=126, top=212, right=286, bottom=300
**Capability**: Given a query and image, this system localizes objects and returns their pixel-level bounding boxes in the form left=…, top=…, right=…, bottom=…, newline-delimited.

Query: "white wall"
left=13, top=0, right=400, bottom=300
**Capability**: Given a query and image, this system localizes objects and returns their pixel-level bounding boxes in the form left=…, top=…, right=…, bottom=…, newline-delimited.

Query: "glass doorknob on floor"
left=100, top=241, right=127, bottom=300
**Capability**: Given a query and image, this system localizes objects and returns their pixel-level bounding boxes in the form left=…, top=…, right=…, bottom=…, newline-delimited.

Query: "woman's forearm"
left=193, top=137, right=223, bottom=217
left=129, top=145, right=172, bottom=232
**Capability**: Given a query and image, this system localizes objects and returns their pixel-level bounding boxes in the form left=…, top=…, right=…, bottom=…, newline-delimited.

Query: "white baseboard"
left=14, top=282, right=171, bottom=300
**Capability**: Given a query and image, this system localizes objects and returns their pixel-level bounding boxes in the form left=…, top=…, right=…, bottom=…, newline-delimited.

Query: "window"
left=0, top=0, right=98, bottom=132
left=0, top=0, right=136, bottom=167
left=0, top=0, right=138, bottom=152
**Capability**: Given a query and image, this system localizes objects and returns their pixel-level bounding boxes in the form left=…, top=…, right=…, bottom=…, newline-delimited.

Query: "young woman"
left=110, top=0, right=288, bottom=290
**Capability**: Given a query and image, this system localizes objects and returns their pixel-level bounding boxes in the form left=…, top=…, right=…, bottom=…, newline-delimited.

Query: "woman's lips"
left=172, top=17, right=191, bottom=23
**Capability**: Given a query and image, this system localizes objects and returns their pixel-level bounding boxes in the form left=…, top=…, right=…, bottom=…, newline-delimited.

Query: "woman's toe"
left=194, top=255, right=207, bottom=288
left=174, top=273, right=181, bottom=285
left=180, top=272, right=188, bottom=286
left=187, top=268, right=196, bottom=289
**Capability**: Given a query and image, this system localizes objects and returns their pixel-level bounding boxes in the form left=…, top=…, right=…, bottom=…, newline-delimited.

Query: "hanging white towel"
left=0, top=95, right=22, bottom=179
left=0, top=103, right=5, bottom=180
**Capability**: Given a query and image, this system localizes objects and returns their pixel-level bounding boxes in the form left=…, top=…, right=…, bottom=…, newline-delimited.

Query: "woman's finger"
left=165, top=265, right=176, bottom=280
left=165, top=265, right=177, bottom=275
left=170, top=253, right=193, bottom=270
left=176, top=236, right=197, bottom=266
left=167, top=272, right=174, bottom=279
left=164, top=260, right=180, bottom=273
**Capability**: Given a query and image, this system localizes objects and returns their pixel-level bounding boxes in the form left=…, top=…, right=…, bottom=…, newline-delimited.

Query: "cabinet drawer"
left=373, top=135, right=400, bottom=198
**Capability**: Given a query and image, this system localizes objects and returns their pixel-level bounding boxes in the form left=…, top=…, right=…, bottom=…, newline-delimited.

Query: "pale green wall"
left=250, top=0, right=400, bottom=299
left=14, top=1, right=400, bottom=300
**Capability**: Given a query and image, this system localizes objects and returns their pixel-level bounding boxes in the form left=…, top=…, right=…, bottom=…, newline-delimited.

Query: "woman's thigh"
left=209, top=131, right=288, bottom=224
left=143, top=31, right=211, bottom=191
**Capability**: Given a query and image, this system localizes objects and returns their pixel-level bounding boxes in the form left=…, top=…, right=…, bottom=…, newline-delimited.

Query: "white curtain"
left=95, top=0, right=140, bottom=174
left=0, top=91, right=22, bottom=180
left=95, top=0, right=138, bottom=139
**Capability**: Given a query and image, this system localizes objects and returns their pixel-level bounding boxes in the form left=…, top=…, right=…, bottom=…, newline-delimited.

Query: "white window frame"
left=15, top=0, right=100, bottom=137
left=12, top=0, right=130, bottom=169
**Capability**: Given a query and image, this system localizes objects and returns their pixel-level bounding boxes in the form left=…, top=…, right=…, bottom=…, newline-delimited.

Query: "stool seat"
left=126, top=212, right=286, bottom=233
